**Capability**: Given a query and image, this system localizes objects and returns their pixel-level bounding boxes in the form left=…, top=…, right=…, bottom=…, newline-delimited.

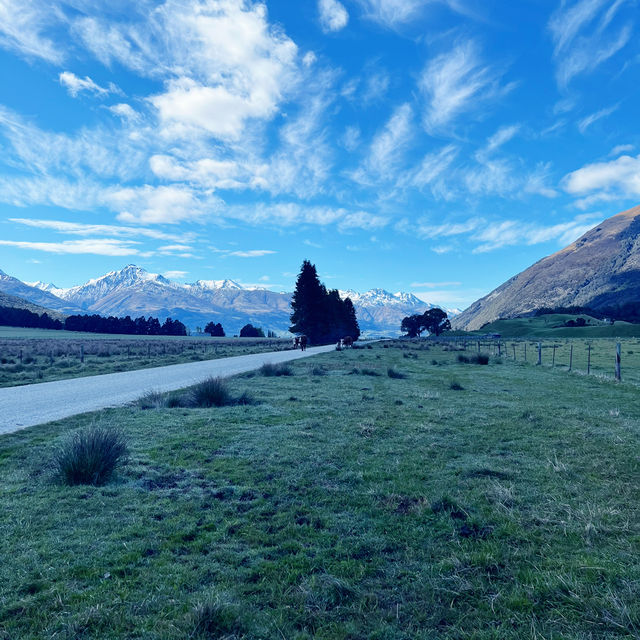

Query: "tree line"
left=289, top=260, right=360, bottom=344
left=0, top=305, right=187, bottom=336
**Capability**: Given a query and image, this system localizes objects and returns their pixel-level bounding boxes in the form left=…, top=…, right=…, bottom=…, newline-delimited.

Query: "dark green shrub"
left=449, top=380, right=464, bottom=390
left=472, top=353, right=490, bottom=365
left=53, top=426, right=128, bottom=486
left=387, top=368, right=407, bottom=379
left=457, top=354, right=470, bottom=363
left=361, top=368, right=381, bottom=376
left=260, top=362, right=293, bottom=377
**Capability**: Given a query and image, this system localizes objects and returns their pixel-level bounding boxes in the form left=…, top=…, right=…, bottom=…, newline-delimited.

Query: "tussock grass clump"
left=189, top=377, right=236, bottom=407
left=449, top=380, right=464, bottom=390
left=387, top=367, right=407, bottom=379
left=311, top=365, right=327, bottom=376
left=52, top=426, right=128, bottom=486
left=189, top=597, right=244, bottom=638
left=260, top=362, right=293, bottom=377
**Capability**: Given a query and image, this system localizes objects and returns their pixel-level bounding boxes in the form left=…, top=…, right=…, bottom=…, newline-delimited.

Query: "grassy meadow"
left=1, top=341, right=640, bottom=638
left=0, top=333, right=292, bottom=388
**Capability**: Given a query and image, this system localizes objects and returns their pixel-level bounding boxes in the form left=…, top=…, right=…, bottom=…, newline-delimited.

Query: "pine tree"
left=343, top=297, right=360, bottom=340
left=289, top=260, right=327, bottom=343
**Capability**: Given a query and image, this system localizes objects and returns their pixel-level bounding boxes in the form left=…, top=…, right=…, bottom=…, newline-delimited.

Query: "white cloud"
left=318, top=0, right=349, bottom=32
left=59, top=71, right=113, bottom=98
left=563, top=153, right=640, bottom=203
left=548, top=0, right=633, bottom=87
left=227, top=249, right=276, bottom=257
left=8, top=218, right=195, bottom=242
left=362, top=69, right=390, bottom=103
left=0, top=0, right=63, bottom=63
left=472, top=214, right=601, bottom=253
left=577, top=104, right=619, bottom=133
left=610, top=144, right=634, bottom=156
left=358, top=103, right=413, bottom=180
left=420, top=39, right=513, bottom=132
left=401, top=217, right=483, bottom=239
left=108, top=103, right=140, bottom=121
left=0, top=238, right=141, bottom=256
left=163, top=270, right=188, bottom=279
left=409, top=144, right=458, bottom=190
left=110, top=184, right=222, bottom=224
left=410, top=281, right=462, bottom=287
left=355, top=0, right=472, bottom=26
left=484, top=124, right=520, bottom=154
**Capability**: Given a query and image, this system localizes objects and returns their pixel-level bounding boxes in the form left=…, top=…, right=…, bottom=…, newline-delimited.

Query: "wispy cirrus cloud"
left=0, top=238, right=141, bottom=256
left=577, top=103, right=619, bottom=133
left=419, top=39, right=514, bottom=133
left=548, top=0, right=634, bottom=87
left=227, top=249, right=276, bottom=258
left=0, top=0, right=63, bottom=63
left=471, top=213, right=601, bottom=253
left=318, top=0, right=349, bottom=32
left=59, top=71, right=118, bottom=98
left=355, top=0, right=475, bottom=27
left=8, top=218, right=196, bottom=242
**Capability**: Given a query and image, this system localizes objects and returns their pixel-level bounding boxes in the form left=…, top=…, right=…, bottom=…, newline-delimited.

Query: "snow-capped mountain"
left=1, top=270, right=80, bottom=313
left=6, top=264, right=452, bottom=336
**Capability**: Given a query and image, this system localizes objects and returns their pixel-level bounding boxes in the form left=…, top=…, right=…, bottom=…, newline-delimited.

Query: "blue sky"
left=0, top=0, right=639, bottom=310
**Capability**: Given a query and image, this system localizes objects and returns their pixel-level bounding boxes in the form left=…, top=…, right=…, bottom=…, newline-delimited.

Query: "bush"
left=472, top=353, right=490, bottom=365
left=52, top=426, right=128, bottom=486
left=387, top=368, right=407, bottom=379
left=260, top=362, right=293, bottom=377
left=311, top=366, right=327, bottom=376
left=457, top=354, right=470, bottom=363
left=361, top=368, right=381, bottom=376
left=449, top=380, right=464, bottom=390
left=190, top=377, right=235, bottom=407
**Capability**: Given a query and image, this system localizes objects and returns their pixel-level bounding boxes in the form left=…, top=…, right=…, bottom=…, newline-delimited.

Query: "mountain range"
left=0, top=265, right=448, bottom=336
left=453, top=204, right=640, bottom=331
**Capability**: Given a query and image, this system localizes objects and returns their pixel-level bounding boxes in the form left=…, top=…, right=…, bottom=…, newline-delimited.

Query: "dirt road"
left=0, top=344, right=335, bottom=435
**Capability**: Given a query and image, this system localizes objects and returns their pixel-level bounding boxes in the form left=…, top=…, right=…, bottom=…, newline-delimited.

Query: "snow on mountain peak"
left=192, top=279, right=244, bottom=291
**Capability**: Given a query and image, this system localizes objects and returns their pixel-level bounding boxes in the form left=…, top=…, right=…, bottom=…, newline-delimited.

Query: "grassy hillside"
left=477, top=313, right=640, bottom=338
left=1, top=342, right=639, bottom=638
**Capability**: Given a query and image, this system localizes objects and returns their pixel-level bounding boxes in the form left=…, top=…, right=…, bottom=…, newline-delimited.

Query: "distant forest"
left=0, top=306, right=187, bottom=336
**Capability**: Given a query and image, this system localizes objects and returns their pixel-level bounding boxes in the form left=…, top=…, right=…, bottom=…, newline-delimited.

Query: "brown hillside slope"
left=0, top=291, right=66, bottom=320
left=453, top=204, right=640, bottom=331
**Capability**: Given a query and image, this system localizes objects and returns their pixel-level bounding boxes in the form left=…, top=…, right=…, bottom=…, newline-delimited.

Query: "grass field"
left=0, top=334, right=293, bottom=388
left=1, top=341, right=639, bottom=638
left=478, top=313, right=640, bottom=338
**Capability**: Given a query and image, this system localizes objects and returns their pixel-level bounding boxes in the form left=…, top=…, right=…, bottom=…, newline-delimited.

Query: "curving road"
left=0, top=344, right=335, bottom=436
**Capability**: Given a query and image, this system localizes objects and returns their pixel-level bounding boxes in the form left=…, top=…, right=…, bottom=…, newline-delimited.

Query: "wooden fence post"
left=537, top=342, right=542, bottom=365
left=80, top=344, right=84, bottom=363
left=587, top=344, right=592, bottom=375
left=552, top=344, right=557, bottom=367
left=477, top=341, right=480, bottom=353
left=512, top=344, right=516, bottom=360
left=569, top=344, right=573, bottom=372
left=19, top=349, right=23, bottom=364
left=615, top=342, right=621, bottom=381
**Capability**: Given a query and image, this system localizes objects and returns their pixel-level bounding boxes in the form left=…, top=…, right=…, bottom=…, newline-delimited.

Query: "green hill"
left=475, top=313, right=640, bottom=338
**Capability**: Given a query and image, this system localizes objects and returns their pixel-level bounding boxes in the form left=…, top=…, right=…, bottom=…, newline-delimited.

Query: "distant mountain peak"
left=192, top=278, right=244, bottom=291
left=453, top=203, right=640, bottom=331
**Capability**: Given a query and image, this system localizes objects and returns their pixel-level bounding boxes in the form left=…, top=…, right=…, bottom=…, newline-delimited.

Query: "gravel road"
left=0, top=344, right=335, bottom=436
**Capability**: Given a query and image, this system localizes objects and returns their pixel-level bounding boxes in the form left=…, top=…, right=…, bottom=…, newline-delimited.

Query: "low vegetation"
left=51, top=425, right=128, bottom=486
left=0, top=332, right=292, bottom=388
left=1, top=341, right=640, bottom=637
